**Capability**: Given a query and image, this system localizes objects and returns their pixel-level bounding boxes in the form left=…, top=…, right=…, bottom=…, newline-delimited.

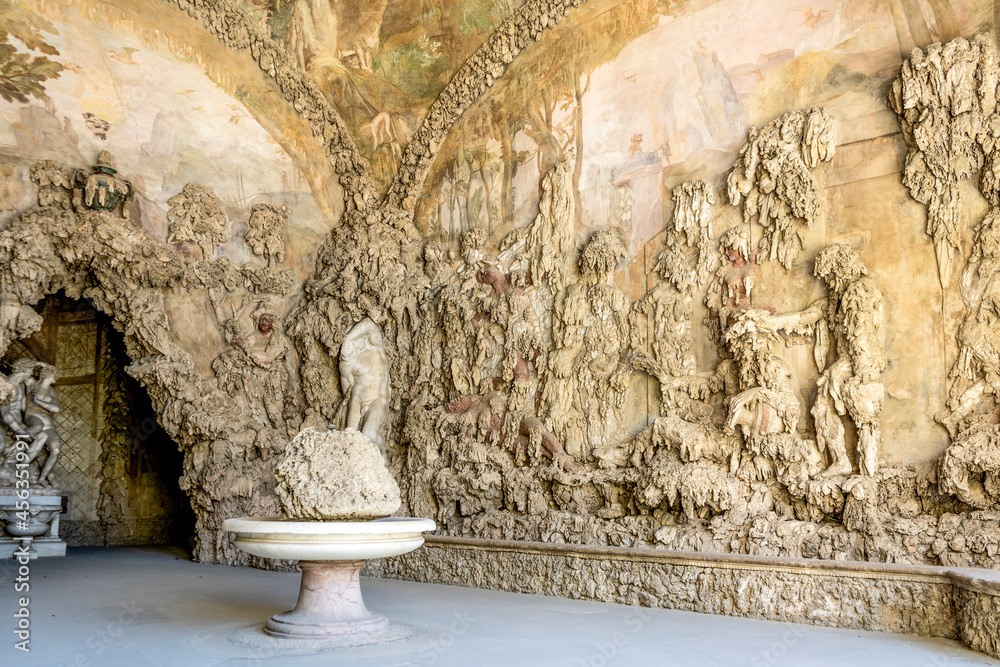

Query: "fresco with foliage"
left=417, top=0, right=990, bottom=246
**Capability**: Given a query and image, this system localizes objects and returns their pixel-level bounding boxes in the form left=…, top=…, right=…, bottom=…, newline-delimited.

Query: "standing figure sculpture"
left=773, top=245, right=886, bottom=477
left=22, top=364, right=61, bottom=486
left=722, top=310, right=801, bottom=478
left=811, top=246, right=885, bottom=477
left=340, top=317, right=390, bottom=456
left=340, top=317, right=391, bottom=454
left=0, top=359, right=36, bottom=461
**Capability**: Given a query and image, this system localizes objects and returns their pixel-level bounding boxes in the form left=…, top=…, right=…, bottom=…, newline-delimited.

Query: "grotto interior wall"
left=2, top=0, right=1000, bottom=581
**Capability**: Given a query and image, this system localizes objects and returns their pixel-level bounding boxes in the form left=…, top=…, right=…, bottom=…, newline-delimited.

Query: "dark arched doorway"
left=1, top=292, right=195, bottom=549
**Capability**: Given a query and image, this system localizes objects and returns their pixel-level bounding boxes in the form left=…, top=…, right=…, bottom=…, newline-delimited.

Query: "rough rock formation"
left=245, top=203, right=287, bottom=268
left=5, top=3, right=1000, bottom=608
left=632, top=181, right=715, bottom=408
left=890, top=33, right=999, bottom=287
left=167, top=183, right=229, bottom=260
left=727, top=108, right=836, bottom=268
left=274, top=428, right=401, bottom=521
left=889, top=35, right=1000, bottom=516
left=0, top=156, right=294, bottom=563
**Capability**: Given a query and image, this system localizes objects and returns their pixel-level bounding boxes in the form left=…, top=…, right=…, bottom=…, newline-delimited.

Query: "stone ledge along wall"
left=3, top=0, right=1000, bottom=579
left=365, top=535, right=1000, bottom=659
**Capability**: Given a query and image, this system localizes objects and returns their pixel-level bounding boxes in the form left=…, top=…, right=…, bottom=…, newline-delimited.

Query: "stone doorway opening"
left=0, top=292, right=195, bottom=551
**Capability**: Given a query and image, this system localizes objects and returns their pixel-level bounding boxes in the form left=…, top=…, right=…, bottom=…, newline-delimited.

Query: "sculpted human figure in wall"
left=632, top=181, right=714, bottom=410
left=722, top=310, right=801, bottom=478
left=339, top=317, right=391, bottom=453
left=211, top=292, right=292, bottom=431
left=811, top=246, right=886, bottom=477
left=706, top=225, right=754, bottom=343
left=546, top=229, right=632, bottom=467
left=632, top=238, right=697, bottom=409
left=439, top=229, right=493, bottom=397
left=938, top=209, right=1000, bottom=436
left=245, top=203, right=287, bottom=268
left=773, top=245, right=886, bottom=477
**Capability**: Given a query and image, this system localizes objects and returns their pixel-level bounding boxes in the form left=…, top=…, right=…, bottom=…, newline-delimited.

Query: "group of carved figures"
left=0, top=360, right=61, bottom=486
left=403, top=108, right=891, bottom=530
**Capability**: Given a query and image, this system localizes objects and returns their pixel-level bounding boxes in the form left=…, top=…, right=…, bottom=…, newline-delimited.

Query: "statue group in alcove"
left=0, top=359, right=62, bottom=487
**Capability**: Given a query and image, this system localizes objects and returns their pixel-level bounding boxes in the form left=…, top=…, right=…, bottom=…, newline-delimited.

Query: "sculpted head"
left=579, top=229, right=627, bottom=282
left=814, top=244, right=867, bottom=293
left=36, top=364, right=57, bottom=388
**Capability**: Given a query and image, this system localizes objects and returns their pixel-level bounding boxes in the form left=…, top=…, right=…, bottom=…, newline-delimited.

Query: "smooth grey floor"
left=0, top=545, right=998, bottom=666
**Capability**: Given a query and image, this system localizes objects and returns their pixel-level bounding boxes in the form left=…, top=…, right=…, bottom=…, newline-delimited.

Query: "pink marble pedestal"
left=265, top=560, right=390, bottom=639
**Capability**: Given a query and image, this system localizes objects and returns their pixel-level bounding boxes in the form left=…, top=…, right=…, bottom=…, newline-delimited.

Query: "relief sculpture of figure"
left=811, top=246, right=885, bottom=477
left=772, top=245, right=886, bottom=477
left=546, top=230, right=632, bottom=467
left=938, top=209, right=1000, bottom=436
left=211, top=292, right=292, bottom=431
left=722, top=310, right=801, bottom=478
left=340, top=317, right=391, bottom=454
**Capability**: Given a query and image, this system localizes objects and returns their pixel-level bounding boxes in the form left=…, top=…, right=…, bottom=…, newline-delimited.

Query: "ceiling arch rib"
left=384, top=0, right=586, bottom=212
left=167, top=0, right=379, bottom=210
left=169, top=0, right=587, bottom=216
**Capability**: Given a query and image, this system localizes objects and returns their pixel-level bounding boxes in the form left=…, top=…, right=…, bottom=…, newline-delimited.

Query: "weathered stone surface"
left=275, top=428, right=401, bottom=521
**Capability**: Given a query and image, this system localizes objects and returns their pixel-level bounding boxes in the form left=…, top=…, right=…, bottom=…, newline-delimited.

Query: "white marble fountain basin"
left=222, top=516, right=436, bottom=640
left=223, top=516, right=435, bottom=561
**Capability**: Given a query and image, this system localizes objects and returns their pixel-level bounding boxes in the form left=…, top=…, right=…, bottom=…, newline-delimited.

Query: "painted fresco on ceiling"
left=242, top=0, right=525, bottom=188
left=0, top=0, right=326, bottom=268
left=415, top=0, right=991, bottom=250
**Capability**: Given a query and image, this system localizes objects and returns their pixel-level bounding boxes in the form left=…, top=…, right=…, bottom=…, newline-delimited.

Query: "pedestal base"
left=0, top=489, right=65, bottom=558
left=0, top=537, right=66, bottom=558
left=264, top=560, right=390, bottom=640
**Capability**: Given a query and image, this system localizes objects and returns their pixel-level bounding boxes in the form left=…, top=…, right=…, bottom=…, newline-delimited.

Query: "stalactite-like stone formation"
left=891, top=33, right=999, bottom=288
left=890, top=35, right=1000, bottom=515
left=0, top=157, right=297, bottom=564
left=727, top=107, right=836, bottom=268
